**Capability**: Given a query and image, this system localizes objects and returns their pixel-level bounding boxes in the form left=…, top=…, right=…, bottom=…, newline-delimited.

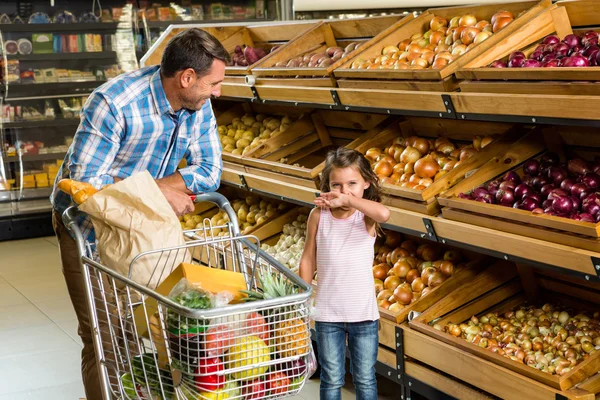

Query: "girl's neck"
left=330, top=206, right=356, bottom=219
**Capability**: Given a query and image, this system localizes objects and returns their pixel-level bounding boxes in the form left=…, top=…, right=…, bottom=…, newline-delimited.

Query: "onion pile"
left=351, top=10, right=514, bottom=70
left=374, top=231, right=464, bottom=313
left=459, top=153, right=600, bottom=222
left=262, top=213, right=308, bottom=274
left=439, top=304, right=600, bottom=375
left=367, top=134, right=496, bottom=190
left=490, top=31, right=600, bottom=68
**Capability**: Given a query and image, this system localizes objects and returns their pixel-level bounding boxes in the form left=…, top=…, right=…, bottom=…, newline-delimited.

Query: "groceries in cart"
left=129, top=266, right=313, bottom=400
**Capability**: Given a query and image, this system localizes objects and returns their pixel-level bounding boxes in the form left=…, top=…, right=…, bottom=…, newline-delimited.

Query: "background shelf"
left=6, top=52, right=117, bottom=61
left=0, top=23, right=119, bottom=33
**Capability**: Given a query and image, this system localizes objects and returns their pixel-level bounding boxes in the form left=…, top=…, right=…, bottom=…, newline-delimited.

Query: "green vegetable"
left=120, top=373, right=137, bottom=399
left=167, top=288, right=212, bottom=335
left=131, top=353, right=174, bottom=399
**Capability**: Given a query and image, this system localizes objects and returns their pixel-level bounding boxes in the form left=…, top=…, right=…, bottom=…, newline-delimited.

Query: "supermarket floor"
left=0, top=237, right=401, bottom=400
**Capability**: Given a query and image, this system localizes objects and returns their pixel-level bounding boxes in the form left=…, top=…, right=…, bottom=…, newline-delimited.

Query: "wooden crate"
left=457, top=2, right=600, bottom=95
left=332, top=1, right=551, bottom=91
left=141, top=24, right=247, bottom=67
left=377, top=242, right=489, bottom=324
left=216, top=102, right=313, bottom=167
left=439, top=126, right=600, bottom=247
left=221, top=21, right=321, bottom=78
left=240, top=110, right=394, bottom=190
left=249, top=16, right=407, bottom=87
left=353, top=116, right=523, bottom=215
left=409, top=262, right=600, bottom=392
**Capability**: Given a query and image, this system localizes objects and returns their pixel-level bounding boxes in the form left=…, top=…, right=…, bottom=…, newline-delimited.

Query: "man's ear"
left=180, top=68, right=196, bottom=88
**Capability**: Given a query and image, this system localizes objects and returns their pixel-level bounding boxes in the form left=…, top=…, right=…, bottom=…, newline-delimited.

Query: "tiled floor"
left=0, top=237, right=401, bottom=399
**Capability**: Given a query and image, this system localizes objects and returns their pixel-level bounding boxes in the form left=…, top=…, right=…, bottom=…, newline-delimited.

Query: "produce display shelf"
left=219, top=83, right=600, bottom=126
left=2, top=119, right=79, bottom=129
left=2, top=81, right=104, bottom=100
left=6, top=52, right=117, bottom=61
left=4, top=152, right=66, bottom=162
left=144, top=19, right=272, bottom=29
left=219, top=171, right=600, bottom=281
left=0, top=23, right=119, bottom=33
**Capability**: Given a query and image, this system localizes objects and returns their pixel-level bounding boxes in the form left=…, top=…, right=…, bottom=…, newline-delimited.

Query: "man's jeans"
left=315, top=320, right=379, bottom=400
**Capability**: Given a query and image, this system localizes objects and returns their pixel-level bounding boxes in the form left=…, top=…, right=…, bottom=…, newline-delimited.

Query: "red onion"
left=596, top=213, right=600, bottom=223
left=520, top=197, right=539, bottom=211
left=472, top=187, right=490, bottom=199
left=522, top=59, right=542, bottom=68
left=458, top=192, right=472, bottom=199
left=570, top=195, right=581, bottom=211
left=554, top=42, right=570, bottom=58
left=508, top=57, right=526, bottom=68
left=563, top=34, right=582, bottom=48
left=567, top=158, right=590, bottom=176
left=499, top=181, right=516, bottom=192
left=476, top=194, right=495, bottom=204
left=542, top=152, right=560, bottom=165
left=497, top=189, right=515, bottom=206
left=582, top=31, right=599, bottom=47
left=548, top=166, right=568, bottom=185
left=568, top=45, right=584, bottom=56
left=487, top=180, right=501, bottom=196
left=509, top=51, right=526, bottom=61
left=543, top=35, right=560, bottom=45
left=582, top=45, right=600, bottom=61
left=503, top=171, right=521, bottom=185
left=523, top=159, right=540, bottom=176
left=578, top=213, right=595, bottom=223
left=593, top=164, right=600, bottom=174
left=582, top=198, right=599, bottom=215
left=552, top=196, right=573, bottom=214
left=530, top=50, right=544, bottom=61
left=560, top=179, right=575, bottom=192
left=559, top=56, right=573, bottom=67
left=548, top=188, right=568, bottom=200
left=580, top=187, right=594, bottom=200
left=596, top=52, right=600, bottom=68
left=572, top=54, right=590, bottom=66
left=542, top=60, right=561, bottom=68
left=513, top=201, right=522, bottom=209
left=544, top=207, right=557, bottom=216
left=533, top=177, right=551, bottom=191
left=525, top=193, right=542, bottom=204
left=489, top=60, right=507, bottom=68
left=514, top=183, right=533, bottom=200
left=540, top=183, right=556, bottom=197
left=535, top=44, right=546, bottom=53
left=521, top=175, right=535, bottom=187
left=571, top=183, right=588, bottom=198
left=582, top=173, right=600, bottom=189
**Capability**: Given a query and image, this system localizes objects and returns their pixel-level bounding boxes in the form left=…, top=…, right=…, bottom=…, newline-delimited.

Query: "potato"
left=227, top=129, right=235, bottom=138
left=192, top=215, right=202, bottom=223
left=183, top=214, right=192, bottom=222
left=266, top=119, right=280, bottom=131
left=242, top=131, right=255, bottom=140
left=256, top=114, right=266, bottom=123
left=185, top=219, right=196, bottom=229
left=236, top=138, right=250, bottom=150
left=259, top=200, right=268, bottom=210
left=256, top=216, right=267, bottom=225
left=241, top=147, right=252, bottom=156
left=232, top=148, right=242, bottom=156
left=249, top=204, right=260, bottom=213
left=246, top=211, right=257, bottom=224
left=237, top=208, right=248, bottom=222
left=224, top=144, right=235, bottom=153
left=265, top=210, right=276, bottom=218
left=246, top=196, right=260, bottom=206
left=233, top=200, right=244, bottom=212
left=234, top=131, right=243, bottom=141
left=217, top=126, right=227, bottom=135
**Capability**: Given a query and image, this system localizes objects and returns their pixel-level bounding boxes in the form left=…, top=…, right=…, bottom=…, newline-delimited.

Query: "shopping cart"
left=63, top=192, right=314, bottom=400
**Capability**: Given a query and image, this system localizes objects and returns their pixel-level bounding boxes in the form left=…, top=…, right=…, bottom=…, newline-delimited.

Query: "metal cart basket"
left=63, top=192, right=314, bottom=400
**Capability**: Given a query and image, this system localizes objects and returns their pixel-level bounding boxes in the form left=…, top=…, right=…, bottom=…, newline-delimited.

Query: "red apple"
left=267, top=371, right=291, bottom=395
left=242, top=379, right=266, bottom=399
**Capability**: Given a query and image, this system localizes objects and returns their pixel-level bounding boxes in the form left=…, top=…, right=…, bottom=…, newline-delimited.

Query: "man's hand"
left=314, top=191, right=350, bottom=209
left=157, top=182, right=194, bottom=216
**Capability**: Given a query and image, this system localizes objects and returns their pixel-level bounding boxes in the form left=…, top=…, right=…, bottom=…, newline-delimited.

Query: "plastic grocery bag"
left=79, top=170, right=190, bottom=289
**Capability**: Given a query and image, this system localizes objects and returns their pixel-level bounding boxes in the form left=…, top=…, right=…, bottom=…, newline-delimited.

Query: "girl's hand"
left=314, top=191, right=350, bottom=209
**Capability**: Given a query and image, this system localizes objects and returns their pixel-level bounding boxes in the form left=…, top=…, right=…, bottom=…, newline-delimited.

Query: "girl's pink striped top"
left=314, top=208, right=379, bottom=323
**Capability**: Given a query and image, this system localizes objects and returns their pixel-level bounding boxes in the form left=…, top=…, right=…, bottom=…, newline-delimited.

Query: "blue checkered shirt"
left=51, top=65, right=222, bottom=246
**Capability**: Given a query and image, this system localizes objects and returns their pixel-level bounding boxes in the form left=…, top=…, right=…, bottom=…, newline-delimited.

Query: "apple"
left=242, top=379, right=266, bottom=399
left=244, top=312, right=269, bottom=340
left=267, top=372, right=290, bottom=395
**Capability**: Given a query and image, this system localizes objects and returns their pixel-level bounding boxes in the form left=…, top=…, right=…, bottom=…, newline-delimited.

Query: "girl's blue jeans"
left=315, top=320, right=379, bottom=400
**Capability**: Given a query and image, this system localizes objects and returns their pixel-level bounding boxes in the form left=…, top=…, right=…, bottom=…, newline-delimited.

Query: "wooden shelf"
left=217, top=82, right=600, bottom=125
left=0, top=23, right=119, bottom=33
left=2, top=119, right=79, bottom=129
left=220, top=171, right=599, bottom=281
left=4, top=152, right=66, bottom=162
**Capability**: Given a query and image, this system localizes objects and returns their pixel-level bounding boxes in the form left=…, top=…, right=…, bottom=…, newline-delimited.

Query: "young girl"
left=300, top=147, right=390, bottom=400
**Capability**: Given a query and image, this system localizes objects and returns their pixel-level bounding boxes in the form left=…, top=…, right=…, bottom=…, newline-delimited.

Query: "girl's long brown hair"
left=320, top=147, right=382, bottom=202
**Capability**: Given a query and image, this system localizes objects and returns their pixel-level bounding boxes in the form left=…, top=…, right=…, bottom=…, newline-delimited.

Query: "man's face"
left=179, top=59, right=225, bottom=111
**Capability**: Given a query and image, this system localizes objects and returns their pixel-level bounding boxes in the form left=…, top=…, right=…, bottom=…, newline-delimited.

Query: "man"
left=50, top=28, right=228, bottom=399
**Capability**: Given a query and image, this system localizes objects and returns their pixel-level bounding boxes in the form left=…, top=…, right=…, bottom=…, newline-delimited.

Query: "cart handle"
left=189, top=192, right=240, bottom=236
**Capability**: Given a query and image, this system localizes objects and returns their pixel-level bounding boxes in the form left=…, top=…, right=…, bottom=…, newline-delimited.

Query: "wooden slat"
left=537, top=277, right=600, bottom=305
left=263, top=132, right=320, bottom=162
left=242, top=173, right=319, bottom=204
left=317, top=110, right=389, bottom=131
left=221, top=83, right=254, bottom=99
left=402, top=326, right=595, bottom=400
left=459, top=81, right=600, bottom=96
left=255, top=77, right=336, bottom=87
left=243, top=115, right=315, bottom=159
left=311, top=113, right=333, bottom=148
left=442, top=207, right=600, bottom=254
left=406, top=116, right=515, bottom=140
left=382, top=194, right=440, bottom=216
left=405, top=361, right=495, bottom=400
left=248, top=207, right=300, bottom=242
left=328, top=15, right=405, bottom=38
left=459, top=67, right=600, bottom=82
left=242, top=164, right=316, bottom=188
left=558, top=0, right=600, bottom=28
left=247, top=21, right=319, bottom=42
left=431, top=217, right=599, bottom=277
left=326, top=128, right=364, bottom=141
left=337, top=88, right=447, bottom=113
left=337, top=77, right=460, bottom=92
left=255, top=86, right=336, bottom=105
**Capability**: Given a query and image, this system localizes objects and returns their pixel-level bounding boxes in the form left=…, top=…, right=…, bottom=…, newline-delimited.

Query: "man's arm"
left=177, top=100, right=222, bottom=194
left=69, top=93, right=123, bottom=187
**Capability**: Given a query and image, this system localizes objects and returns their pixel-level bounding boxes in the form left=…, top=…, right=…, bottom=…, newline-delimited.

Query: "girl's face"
left=329, top=166, right=370, bottom=203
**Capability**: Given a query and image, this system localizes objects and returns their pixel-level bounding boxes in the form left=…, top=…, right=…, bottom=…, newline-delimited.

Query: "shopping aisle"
left=0, top=237, right=400, bottom=400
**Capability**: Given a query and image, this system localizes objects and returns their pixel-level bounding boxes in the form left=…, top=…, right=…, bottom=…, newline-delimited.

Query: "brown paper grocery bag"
left=79, top=170, right=190, bottom=289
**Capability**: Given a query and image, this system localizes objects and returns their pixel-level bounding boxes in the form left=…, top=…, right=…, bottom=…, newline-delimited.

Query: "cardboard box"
left=36, top=179, right=51, bottom=188
left=34, top=172, right=49, bottom=182
left=133, top=262, right=248, bottom=336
